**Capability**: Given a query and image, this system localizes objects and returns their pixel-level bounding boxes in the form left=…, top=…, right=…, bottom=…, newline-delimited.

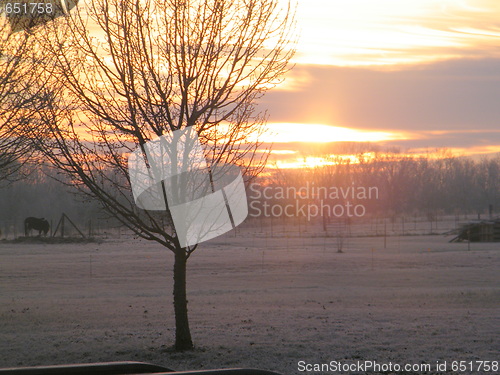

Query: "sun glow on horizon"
left=269, top=153, right=376, bottom=169
left=262, top=123, right=408, bottom=143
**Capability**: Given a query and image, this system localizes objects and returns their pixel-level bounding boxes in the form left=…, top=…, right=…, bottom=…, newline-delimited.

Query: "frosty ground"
left=0, top=227, right=498, bottom=374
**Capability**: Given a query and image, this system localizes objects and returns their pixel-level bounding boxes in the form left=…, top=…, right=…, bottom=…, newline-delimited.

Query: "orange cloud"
left=290, top=0, right=500, bottom=67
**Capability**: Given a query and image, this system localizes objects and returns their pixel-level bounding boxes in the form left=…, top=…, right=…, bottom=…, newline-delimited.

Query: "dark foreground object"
left=449, top=217, right=500, bottom=242
left=0, top=362, right=283, bottom=375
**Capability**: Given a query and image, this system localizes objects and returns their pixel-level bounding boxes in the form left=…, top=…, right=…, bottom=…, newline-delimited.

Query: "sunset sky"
left=260, top=0, right=500, bottom=167
left=6, top=0, right=497, bottom=169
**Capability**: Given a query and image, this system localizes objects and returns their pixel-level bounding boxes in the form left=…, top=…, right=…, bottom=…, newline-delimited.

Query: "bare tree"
left=0, top=19, right=35, bottom=181
left=33, top=0, right=295, bottom=350
left=0, top=3, right=65, bottom=182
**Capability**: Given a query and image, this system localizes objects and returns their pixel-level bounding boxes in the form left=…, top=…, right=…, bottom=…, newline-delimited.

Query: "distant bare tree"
left=0, top=16, right=51, bottom=182
left=0, top=21, right=30, bottom=181
left=33, top=0, right=295, bottom=350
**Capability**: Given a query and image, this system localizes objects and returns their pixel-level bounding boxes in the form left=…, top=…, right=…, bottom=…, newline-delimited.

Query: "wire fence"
left=0, top=212, right=488, bottom=242
left=0, top=216, right=125, bottom=240
left=234, top=213, right=475, bottom=239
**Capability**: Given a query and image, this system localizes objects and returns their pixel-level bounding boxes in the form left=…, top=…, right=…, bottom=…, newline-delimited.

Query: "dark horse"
left=24, top=217, right=50, bottom=237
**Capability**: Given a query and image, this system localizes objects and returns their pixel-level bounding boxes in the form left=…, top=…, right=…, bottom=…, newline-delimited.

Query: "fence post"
left=61, top=214, right=65, bottom=238
left=384, top=220, right=387, bottom=249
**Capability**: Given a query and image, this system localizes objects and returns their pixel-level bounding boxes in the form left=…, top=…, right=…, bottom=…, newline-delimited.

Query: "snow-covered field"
left=0, top=229, right=498, bottom=374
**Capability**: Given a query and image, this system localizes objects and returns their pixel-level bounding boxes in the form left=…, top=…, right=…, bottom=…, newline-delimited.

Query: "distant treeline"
left=0, top=163, right=106, bottom=232
left=2, top=152, right=500, bottom=230
left=251, top=152, right=500, bottom=218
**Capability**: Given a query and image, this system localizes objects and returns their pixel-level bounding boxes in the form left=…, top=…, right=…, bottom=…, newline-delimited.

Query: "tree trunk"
left=173, top=248, right=193, bottom=351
